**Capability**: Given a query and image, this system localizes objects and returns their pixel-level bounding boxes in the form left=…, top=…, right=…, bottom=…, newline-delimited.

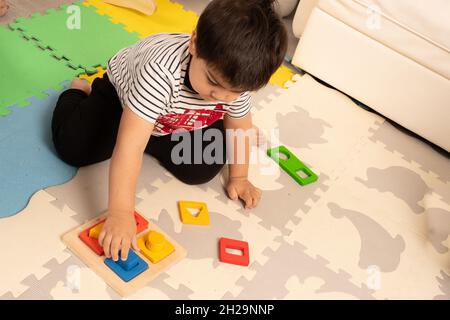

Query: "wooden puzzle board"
left=62, top=212, right=187, bottom=297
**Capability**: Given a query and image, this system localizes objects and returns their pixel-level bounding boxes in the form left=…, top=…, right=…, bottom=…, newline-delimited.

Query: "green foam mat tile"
left=9, top=2, right=140, bottom=74
left=0, top=26, right=83, bottom=117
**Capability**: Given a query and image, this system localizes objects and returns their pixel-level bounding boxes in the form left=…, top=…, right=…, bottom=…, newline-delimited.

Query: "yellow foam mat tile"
left=79, top=67, right=107, bottom=83
left=84, top=0, right=198, bottom=38
left=269, top=65, right=295, bottom=88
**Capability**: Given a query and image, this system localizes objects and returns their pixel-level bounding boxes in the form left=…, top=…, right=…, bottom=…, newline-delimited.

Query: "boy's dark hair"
left=195, top=0, right=288, bottom=91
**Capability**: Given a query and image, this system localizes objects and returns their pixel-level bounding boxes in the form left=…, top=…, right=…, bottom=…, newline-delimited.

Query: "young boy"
left=51, top=0, right=287, bottom=262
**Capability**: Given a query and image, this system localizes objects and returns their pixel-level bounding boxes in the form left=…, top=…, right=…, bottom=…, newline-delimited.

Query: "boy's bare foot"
left=70, top=78, right=92, bottom=95
left=0, top=0, right=9, bottom=17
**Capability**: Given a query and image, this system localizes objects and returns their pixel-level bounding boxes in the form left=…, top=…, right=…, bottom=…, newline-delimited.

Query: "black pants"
left=51, top=74, right=226, bottom=185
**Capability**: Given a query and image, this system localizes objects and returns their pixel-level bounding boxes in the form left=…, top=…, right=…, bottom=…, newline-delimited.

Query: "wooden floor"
left=0, top=0, right=75, bottom=25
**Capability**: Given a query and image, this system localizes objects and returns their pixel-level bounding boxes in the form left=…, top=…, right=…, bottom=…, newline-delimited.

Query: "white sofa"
left=291, top=0, right=450, bottom=152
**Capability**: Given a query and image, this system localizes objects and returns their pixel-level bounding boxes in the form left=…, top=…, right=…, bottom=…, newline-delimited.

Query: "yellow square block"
left=178, top=201, right=210, bottom=226
left=88, top=222, right=104, bottom=239
left=138, top=231, right=174, bottom=264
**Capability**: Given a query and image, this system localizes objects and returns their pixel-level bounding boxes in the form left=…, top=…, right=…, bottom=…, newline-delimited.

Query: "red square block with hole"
left=79, top=211, right=149, bottom=256
left=219, top=237, right=250, bottom=266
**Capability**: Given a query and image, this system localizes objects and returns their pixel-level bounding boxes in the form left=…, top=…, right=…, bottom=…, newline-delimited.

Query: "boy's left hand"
left=226, top=177, right=262, bottom=210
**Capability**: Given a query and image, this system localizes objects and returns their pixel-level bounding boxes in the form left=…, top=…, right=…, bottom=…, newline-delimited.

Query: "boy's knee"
left=51, top=122, right=92, bottom=167
left=52, top=131, right=113, bottom=167
left=52, top=134, right=87, bottom=167
left=177, top=174, right=214, bottom=186
left=172, top=164, right=225, bottom=185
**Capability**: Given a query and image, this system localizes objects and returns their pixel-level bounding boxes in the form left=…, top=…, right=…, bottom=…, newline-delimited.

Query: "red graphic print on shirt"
left=155, top=104, right=226, bottom=134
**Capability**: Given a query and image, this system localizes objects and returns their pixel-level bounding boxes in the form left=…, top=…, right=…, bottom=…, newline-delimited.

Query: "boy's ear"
left=189, top=29, right=197, bottom=56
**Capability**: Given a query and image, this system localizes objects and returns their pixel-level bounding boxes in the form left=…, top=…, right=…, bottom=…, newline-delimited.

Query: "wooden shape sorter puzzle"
left=62, top=211, right=187, bottom=297
left=78, top=211, right=149, bottom=256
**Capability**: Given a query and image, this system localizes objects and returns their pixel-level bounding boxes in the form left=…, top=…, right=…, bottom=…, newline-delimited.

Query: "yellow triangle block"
left=178, top=201, right=210, bottom=226
left=88, top=222, right=104, bottom=239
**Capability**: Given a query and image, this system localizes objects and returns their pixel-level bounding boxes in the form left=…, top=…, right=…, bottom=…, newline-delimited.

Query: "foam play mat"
left=9, top=2, right=140, bottom=74
left=0, top=26, right=82, bottom=116
left=0, top=84, right=77, bottom=218
left=0, top=0, right=449, bottom=300
left=1, top=73, right=449, bottom=299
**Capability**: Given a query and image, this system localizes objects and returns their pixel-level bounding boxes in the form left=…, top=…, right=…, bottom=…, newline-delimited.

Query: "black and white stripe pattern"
left=107, top=33, right=252, bottom=136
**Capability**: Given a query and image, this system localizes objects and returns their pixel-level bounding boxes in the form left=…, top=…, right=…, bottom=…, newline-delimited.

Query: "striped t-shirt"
left=107, top=33, right=252, bottom=136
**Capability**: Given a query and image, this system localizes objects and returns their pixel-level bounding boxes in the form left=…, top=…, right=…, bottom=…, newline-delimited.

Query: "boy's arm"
left=98, top=106, right=154, bottom=262
left=224, top=112, right=262, bottom=209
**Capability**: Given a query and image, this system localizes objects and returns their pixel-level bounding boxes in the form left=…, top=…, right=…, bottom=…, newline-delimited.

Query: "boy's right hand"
left=98, top=211, right=140, bottom=262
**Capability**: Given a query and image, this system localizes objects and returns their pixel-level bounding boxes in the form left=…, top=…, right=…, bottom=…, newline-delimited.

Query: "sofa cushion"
left=317, top=0, right=450, bottom=79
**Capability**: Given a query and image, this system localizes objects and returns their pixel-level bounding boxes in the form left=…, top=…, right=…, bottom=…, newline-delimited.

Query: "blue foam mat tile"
left=0, top=82, right=78, bottom=218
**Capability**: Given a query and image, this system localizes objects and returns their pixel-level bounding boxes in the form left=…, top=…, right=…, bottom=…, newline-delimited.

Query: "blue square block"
left=104, top=251, right=148, bottom=282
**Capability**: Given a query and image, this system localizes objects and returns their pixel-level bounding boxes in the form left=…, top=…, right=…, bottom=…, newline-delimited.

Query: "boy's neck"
left=184, top=53, right=198, bottom=93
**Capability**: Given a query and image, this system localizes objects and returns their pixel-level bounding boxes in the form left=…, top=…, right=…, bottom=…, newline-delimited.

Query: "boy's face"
left=188, top=31, right=244, bottom=103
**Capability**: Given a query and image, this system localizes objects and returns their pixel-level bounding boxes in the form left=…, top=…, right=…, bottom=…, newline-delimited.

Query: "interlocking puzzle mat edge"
left=9, top=1, right=140, bottom=74
left=0, top=26, right=83, bottom=117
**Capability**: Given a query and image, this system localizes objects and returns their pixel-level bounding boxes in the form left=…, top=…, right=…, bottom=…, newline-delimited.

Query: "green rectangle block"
left=267, top=146, right=318, bottom=186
